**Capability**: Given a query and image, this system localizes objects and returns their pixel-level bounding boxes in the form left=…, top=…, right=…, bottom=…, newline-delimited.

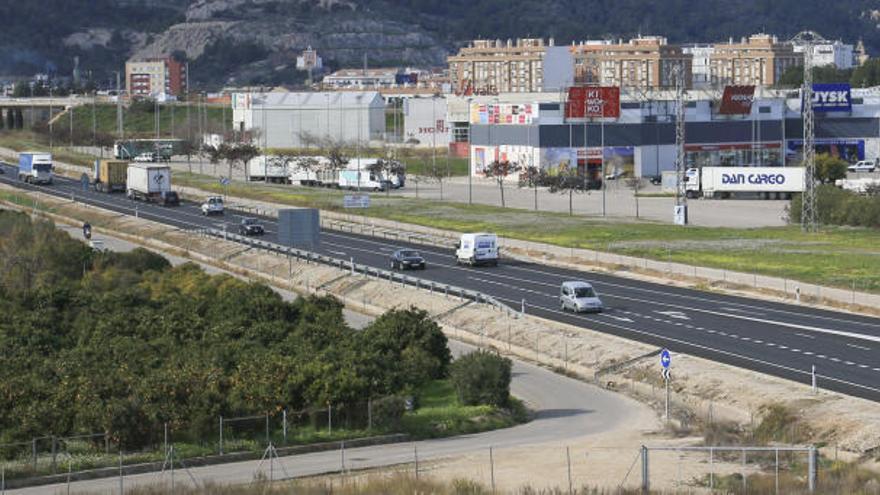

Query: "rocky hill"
left=2, top=0, right=880, bottom=89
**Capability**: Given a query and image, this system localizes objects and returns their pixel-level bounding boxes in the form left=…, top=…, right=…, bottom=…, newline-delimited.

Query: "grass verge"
left=0, top=131, right=95, bottom=168
left=173, top=172, right=880, bottom=294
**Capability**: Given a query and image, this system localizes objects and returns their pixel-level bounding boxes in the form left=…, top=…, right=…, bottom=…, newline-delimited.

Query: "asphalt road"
left=3, top=162, right=880, bottom=402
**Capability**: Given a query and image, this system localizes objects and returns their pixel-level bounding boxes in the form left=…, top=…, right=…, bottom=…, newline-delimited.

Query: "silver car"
left=560, top=281, right=603, bottom=313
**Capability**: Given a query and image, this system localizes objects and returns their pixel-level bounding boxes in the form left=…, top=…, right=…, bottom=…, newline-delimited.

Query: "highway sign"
left=660, top=348, right=671, bottom=369
left=343, top=194, right=370, bottom=209
left=219, top=176, right=230, bottom=186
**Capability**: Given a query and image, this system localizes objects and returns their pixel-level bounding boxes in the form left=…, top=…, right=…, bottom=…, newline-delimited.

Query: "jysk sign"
left=810, top=83, right=852, bottom=113
left=718, top=85, right=755, bottom=115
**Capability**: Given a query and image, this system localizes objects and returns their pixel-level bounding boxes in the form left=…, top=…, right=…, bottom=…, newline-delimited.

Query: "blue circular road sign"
left=660, top=348, right=671, bottom=369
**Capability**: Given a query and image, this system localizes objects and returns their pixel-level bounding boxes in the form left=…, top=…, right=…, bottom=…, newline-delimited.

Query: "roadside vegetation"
left=0, top=211, right=524, bottom=480
left=68, top=100, right=231, bottom=139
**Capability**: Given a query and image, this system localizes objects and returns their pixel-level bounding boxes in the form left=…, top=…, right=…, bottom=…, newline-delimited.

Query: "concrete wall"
left=403, top=97, right=450, bottom=148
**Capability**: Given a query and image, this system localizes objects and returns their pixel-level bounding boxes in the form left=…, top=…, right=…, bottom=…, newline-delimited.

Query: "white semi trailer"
left=685, top=167, right=806, bottom=199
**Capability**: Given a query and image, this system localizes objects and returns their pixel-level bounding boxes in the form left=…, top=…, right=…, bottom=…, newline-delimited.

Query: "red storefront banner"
left=718, top=85, right=756, bottom=115
left=565, top=86, right=621, bottom=119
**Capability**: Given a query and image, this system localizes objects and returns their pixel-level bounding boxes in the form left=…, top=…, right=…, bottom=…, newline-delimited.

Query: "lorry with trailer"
left=93, top=159, right=128, bottom=193
left=247, top=155, right=290, bottom=183
left=126, top=163, right=179, bottom=206
left=685, top=167, right=805, bottom=200
left=455, top=233, right=499, bottom=266
left=18, top=152, right=53, bottom=184
left=288, top=156, right=328, bottom=186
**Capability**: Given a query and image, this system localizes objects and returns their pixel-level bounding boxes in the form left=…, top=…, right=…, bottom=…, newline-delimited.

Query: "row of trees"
left=788, top=184, right=880, bottom=227
left=776, top=59, right=880, bottom=89
left=0, top=211, right=454, bottom=449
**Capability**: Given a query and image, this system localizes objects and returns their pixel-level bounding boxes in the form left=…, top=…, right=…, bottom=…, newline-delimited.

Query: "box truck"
left=18, top=152, right=53, bottom=184
left=288, top=156, right=328, bottom=186
left=93, top=159, right=128, bottom=193
left=455, top=233, right=499, bottom=266
left=247, top=155, right=289, bottom=183
left=685, top=167, right=805, bottom=199
left=126, top=163, right=179, bottom=206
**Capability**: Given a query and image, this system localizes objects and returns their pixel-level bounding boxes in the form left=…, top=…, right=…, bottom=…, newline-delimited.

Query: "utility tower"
left=792, top=31, right=826, bottom=232
left=673, top=64, right=687, bottom=225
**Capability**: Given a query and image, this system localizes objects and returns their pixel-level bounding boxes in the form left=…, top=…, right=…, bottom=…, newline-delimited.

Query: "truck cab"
left=18, top=152, right=53, bottom=185
left=455, top=233, right=499, bottom=266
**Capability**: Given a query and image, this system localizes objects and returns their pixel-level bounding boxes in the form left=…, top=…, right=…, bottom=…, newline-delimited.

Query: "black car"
left=239, top=217, right=265, bottom=236
left=390, top=249, right=426, bottom=270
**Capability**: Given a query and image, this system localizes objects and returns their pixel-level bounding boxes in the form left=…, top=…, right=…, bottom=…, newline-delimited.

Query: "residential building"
left=447, top=38, right=574, bottom=94
left=125, top=57, right=187, bottom=97
left=296, top=46, right=323, bottom=72
left=571, top=36, right=692, bottom=90
left=792, top=40, right=854, bottom=69
left=682, top=44, right=714, bottom=88
left=232, top=91, right=386, bottom=148
left=708, top=34, right=802, bottom=86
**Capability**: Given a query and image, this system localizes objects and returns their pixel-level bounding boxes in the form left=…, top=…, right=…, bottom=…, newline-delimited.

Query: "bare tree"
left=625, top=177, right=644, bottom=218
left=208, top=142, right=261, bottom=182
left=548, top=166, right=589, bottom=216
left=518, top=165, right=547, bottom=211
left=485, top=160, right=515, bottom=208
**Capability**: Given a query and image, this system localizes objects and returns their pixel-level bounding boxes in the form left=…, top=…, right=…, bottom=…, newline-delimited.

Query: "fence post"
left=489, top=446, right=495, bottom=494
left=368, top=398, right=372, bottom=431
left=566, top=446, right=573, bottom=495
left=283, top=409, right=288, bottom=445
left=219, top=416, right=224, bottom=455
left=51, top=435, right=57, bottom=474
left=808, top=446, right=817, bottom=492
left=164, top=422, right=168, bottom=457
left=118, top=450, right=124, bottom=495
left=32, top=437, right=36, bottom=472
left=775, top=448, right=779, bottom=495
left=640, top=445, right=649, bottom=492
left=413, top=443, right=419, bottom=480
left=709, top=447, right=714, bottom=490
left=328, top=404, right=332, bottom=435
left=266, top=413, right=270, bottom=447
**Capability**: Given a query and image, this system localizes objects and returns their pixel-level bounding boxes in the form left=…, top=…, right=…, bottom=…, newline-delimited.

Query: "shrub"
left=788, top=185, right=880, bottom=228
left=370, top=395, right=406, bottom=430
left=449, top=351, right=512, bottom=407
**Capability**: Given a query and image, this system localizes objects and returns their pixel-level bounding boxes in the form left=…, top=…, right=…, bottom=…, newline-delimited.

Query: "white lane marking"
left=860, top=364, right=869, bottom=369
left=794, top=333, right=816, bottom=340
left=328, top=250, right=347, bottom=256
left=846, top=343, right=872, bottom=351
left=791, top=348, right=801, bottom=353
left=830, top=357, right=841, bottom=362
left=721, top=307, right=766, bottom=316
left=754, top=340, right=764, bottom=344
left=656, top=310, right=691, bottom=320
left=487, top=292, right=880, bottom=395
left=604, top=314, right=634, bottom=323
left=741, top=337, right=752, bottom=341
left=817, top=354, right=827, bottom=359
left=467, top=276, right=553, bottom=299
left=778, top=345, right=788, bottom=349
left=845, top=361, right=856, bottom=366
left=804, top=351, right=814, bottom=355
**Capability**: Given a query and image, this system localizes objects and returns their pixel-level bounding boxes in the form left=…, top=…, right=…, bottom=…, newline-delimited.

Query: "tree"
left=179, top=137, right=201, bottom=174
left=851, top=59, right=880, bottom=88
left=449, top=350, right=512, bottom=407
left=814, top=153, right=848, bottom=184
left=208, top=142, right=261, bottom=182
left=547, top=166, right=588, bottom=216
left=518, top=165, right=547, bottom=211
left=625, top=177, right=644, bottom=218
left=485, top=160, right=515, bottom=208
left=776, top=65, right=852, bottom=88
left=368, top=151, right=406, bottom=196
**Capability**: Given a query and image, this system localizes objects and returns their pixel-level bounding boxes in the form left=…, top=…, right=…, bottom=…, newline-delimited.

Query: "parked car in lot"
left=390, top=249, right=426, bottom=270
left=200, top=196, right=224, bottom=216
left=133, top=152, right=157, bottom=163
left=848, top=160, right=877, bottom=173
left=559, top=281, right=603, bottom=313
left=238, top=217, right=265, bottom=236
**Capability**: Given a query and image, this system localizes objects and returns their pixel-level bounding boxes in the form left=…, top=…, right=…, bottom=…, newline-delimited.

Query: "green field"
left=68, top=103, right=231, bottom=139
left=174, top=172, right=880, bottom=294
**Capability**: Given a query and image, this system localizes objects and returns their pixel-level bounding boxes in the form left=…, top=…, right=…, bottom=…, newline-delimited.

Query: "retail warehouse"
left=455, top=85, right=880, bottom=182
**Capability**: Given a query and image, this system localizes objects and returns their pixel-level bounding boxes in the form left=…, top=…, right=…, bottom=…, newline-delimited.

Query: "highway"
left=3, top=162, right=880, bottom=402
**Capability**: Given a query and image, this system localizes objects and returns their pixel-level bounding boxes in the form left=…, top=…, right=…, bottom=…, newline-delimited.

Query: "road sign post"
left=660, top=349, right=672, bottom=424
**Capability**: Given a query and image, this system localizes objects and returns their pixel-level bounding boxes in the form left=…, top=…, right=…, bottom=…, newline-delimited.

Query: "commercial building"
left=125, top=57, right=187, bottom=97
left=232, top=91, right=386, bottom=148
left=322, top=68, right=419, bottom=89
left=447, top=38, right=574, bottom=94
left=571, top=36, right=692, bottom=90
left=708, top=34, right=801, bottom=87
left=462, top=85, right=880, bottom=182
left=792, top=40, right=855, bottom=70
left=402, top=96, right=449, bottom=148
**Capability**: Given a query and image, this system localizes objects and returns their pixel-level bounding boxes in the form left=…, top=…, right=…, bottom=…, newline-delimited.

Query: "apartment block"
left=709, top=34, right=802, bottom=86
left=571, top=36, right=692, bottom=90
left=125, top=57, right=187, bottom=97
left=447, top=38, right=573, bottom=94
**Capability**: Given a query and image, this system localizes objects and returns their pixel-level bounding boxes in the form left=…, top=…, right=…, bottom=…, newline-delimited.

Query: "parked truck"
left=18, top=152, right=53, bottom=184
left=126, top=163, right=179, bottom=206
left=247, top=155, right=289, bottom=183
left=93, top=159, right=128, bottom=193
left=685, top=167, right=805, bottom=200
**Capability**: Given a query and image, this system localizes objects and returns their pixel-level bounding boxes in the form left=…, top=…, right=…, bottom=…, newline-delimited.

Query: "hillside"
left=2, top=0, right=879, bottom=89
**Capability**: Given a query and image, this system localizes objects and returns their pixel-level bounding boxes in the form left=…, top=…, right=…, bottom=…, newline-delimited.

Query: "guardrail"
left=197, top=228, right=517, bottom=318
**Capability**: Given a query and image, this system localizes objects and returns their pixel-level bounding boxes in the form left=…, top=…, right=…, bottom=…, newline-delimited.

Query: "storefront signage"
left=809, top=83, right=852, bottom=113
left=718, top=86, right=755, bottom=115
left=565, top=86, right=620, bottom=119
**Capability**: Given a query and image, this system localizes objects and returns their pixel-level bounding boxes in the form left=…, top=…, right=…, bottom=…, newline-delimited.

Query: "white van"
left=560, top=281, right=603, bottom=313
left=455, top=233, right=499, bottom=266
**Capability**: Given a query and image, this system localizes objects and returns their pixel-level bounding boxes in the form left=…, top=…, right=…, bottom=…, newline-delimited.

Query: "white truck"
left=455, top=233, right=499, bottom=267
left=685, top=167, right=806, bottom=200
left=126, top=163, right=179, bottom=206
left=18, top=152, right=53, bottom=184
left=288, top=156, right=328, bottom=186
left=835, top=178, right=880, bottom=194
left=338, top=159, right=387, bottom=191
left=247, top=155, right=289, bottom=183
